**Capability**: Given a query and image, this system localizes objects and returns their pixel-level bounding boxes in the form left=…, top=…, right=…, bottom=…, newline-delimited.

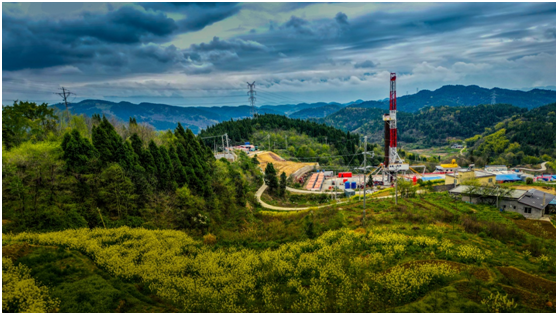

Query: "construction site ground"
left=253, top=151, right=317, bottom=177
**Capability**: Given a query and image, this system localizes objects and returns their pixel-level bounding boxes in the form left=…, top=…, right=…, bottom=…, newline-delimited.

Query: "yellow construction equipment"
left=440, top=159, right=458, bottom=169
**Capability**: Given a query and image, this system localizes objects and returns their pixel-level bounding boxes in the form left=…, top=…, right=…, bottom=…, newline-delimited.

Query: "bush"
left=525, top=177, right=534, bottom=185
left=203, top=233, right=217, bottom=245
left=462, top=216, right=483, bottom=234
left=485, top=222, right=524, bottom=242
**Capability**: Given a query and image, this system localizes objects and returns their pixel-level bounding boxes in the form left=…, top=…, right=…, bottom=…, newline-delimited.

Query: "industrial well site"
left=2, top=2, right=557, bottom=314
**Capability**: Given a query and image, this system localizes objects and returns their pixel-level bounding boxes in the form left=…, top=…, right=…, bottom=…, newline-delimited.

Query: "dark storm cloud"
left=2, top=6, right=179, bottom=71
left=138, top=2, right=240, bottom=32
left=2, top=3, right=241, bottom=72
left=232, top=2, right=555, bottom=71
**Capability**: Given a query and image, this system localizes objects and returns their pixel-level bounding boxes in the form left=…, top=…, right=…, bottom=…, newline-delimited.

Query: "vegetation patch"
left=497, top=266, right=556, bottom=300
left=514, top=220, right=556, bottom=239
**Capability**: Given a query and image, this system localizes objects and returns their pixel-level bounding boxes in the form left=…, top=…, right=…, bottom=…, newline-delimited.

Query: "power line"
left=54, top=87, right=74, bottom=110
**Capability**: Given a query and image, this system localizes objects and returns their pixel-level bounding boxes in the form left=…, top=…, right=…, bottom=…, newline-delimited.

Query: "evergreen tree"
left=159, top=145, right=177, bottom=191
left=264, top=163, right=279, bottom=194
left=130, top=133, right=143, bottom=157
left=279, top=172, right=287, bottom=198
left=169, top=146, right=188, bottom=188
left=98, top=163, right=136, bottom=219
left=92, top=125, right=114, bottom=165
left=148, top=140, right=165, bottom=189
left=61, top=129, right=98, bottom=174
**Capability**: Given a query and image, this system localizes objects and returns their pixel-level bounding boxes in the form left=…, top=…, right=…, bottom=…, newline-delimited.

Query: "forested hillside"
left=2, top=101, right=262, bottom=233
left=323, top=104, right=528, bottom=146
left=465, top=103, right=556, bottom=167
left=198, top=114, right=375, bottom=166
left=355, top=85, right=555, bottom=112
left=288, top=104, right=342, bottom=119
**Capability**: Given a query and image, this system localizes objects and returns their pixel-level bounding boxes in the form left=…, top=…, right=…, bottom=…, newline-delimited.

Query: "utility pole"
left=363, top=136, right=367, bottom=226
left=221, top=134, right=225, bottom=156
left=285, top=135, right=288, bottom=149
left=247, top=81, right=256, bottom=117
left=268, top=134, right=271, bottom=151
left=395, top=171, right=398, bottom=205
left=55, top=87, right=73, bottom=110
left=225, top=133, right=231, bottom=160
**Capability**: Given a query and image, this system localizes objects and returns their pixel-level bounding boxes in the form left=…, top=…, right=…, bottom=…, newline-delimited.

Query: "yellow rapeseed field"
left=3, top=226, right=491, bottom=312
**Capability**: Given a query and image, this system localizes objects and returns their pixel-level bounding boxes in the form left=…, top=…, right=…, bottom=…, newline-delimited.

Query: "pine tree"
left=169, top=146, right=188, bottom=188
left=264, top=163, right=279, bottom=194
left=159, top=145, right=177, bottom=191
left=92, top=125, right=114, bottom=165
left=130, top=133, right=143, bottom=157
left=279, top=172, right=287, bottom=197
left=62, top=129, right=98, bottom=174
left=148, top=140, right=164, bottom=189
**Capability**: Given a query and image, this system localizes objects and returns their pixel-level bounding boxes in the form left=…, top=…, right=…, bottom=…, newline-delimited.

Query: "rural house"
left=449, top=186, right=556, bottom=219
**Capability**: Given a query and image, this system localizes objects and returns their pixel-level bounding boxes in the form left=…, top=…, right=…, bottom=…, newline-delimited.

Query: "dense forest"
left=465, top=103, right=556, bottom=168
left=323, top=104, right=529, bottom=146
left=2, top=101, right=262, bottom=234
left=198, top=114, right=370, bottom=166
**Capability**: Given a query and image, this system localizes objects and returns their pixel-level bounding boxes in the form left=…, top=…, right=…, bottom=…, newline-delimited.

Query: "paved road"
left=513, top=161, right=548, bottom=172
left=256, top=184, right=407, bottom=211
left=286, top=186, right=342, bottom=195
left=256, top=184, right=345, bottom=211
left=460, top=146, right=467, bottom=156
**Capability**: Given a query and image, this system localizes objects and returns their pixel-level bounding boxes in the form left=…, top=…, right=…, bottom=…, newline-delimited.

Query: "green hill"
left=465, top=103, right=556, bottom=167
left=323, top=104, right=528, bottom=146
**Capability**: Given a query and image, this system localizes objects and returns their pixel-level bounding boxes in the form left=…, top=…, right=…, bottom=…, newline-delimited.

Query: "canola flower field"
left=3, top=193, right=556, bottom=313
left=2, top=225, right=497, bottom=312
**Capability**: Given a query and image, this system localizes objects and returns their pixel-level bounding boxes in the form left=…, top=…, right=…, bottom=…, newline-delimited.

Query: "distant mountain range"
left=353, top=85, right=555, bottom=112
left=52, top=85, right=555, bottom=132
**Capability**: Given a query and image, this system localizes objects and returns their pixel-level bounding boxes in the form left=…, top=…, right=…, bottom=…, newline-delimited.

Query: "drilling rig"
left=382, top=73, right=409, bottom=182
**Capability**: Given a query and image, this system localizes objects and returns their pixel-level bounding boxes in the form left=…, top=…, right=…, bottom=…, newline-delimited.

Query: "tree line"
left=2, top=101, right=262, bottom=233
left=198, top=114, right=364, bottom=165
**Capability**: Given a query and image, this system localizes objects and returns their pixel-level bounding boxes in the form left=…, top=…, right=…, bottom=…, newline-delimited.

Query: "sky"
left=2, top=2, right=556, bottom=107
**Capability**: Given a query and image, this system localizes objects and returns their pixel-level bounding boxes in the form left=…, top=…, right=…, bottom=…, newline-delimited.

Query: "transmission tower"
left=491, top=90, right=497, bottom=105
left=247, top=81, right=256, bottom=117
left=55, top=87, right=74, bottom=111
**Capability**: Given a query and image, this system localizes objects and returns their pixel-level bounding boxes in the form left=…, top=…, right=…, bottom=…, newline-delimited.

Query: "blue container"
left=245, top=142, right=250, bottom=145
left=351, top=182, right=357, bottom=189
left=345, top=182, right=350, bottom=189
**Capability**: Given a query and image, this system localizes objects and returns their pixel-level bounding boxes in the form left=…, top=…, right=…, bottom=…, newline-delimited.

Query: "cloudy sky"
left=2, top=2, right=556, bottom=107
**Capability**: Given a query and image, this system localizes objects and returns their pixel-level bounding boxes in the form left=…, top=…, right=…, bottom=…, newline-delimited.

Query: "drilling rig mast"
left=382, top=73, right=408, bottom=180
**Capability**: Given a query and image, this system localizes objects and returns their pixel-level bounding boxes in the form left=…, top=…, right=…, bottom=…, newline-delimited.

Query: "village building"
left=449, top=185, right=556, bottom=219
left=445, top=169, right=496, bottom=186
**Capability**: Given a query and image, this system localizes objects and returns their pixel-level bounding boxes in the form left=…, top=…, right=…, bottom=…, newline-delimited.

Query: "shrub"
left=485, top=222, right=525, bottom=242
left=481, top=292, right=517, bottom=313
left=203, top=233, right=217, bottom=245
left=2, top=257, right=60, bottom=312
left=526, top=177, right=534, bottom=185
left=462, top=216, right=483, bottom=234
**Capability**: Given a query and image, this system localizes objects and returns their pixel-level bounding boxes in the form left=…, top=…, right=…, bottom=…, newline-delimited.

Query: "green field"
left=4, top=193, right=556, bottom=313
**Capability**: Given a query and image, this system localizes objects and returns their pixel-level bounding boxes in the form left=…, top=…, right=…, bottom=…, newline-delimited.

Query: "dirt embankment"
left=256, top=151, right=317, bottom=177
